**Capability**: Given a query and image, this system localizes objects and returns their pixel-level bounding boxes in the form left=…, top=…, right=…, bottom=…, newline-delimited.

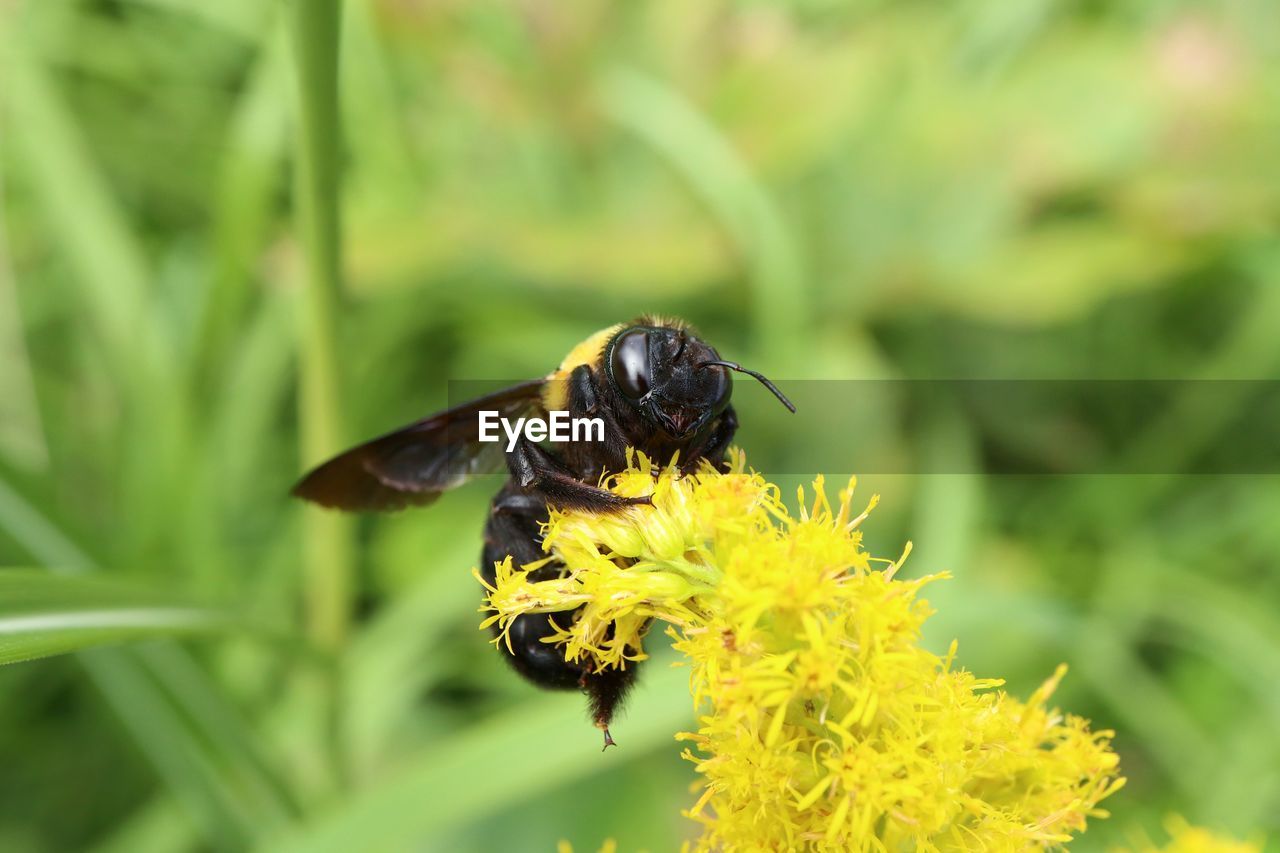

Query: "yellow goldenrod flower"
left=479, top=450, right=1125, bottom=850
left=1115, top=816, right=1264, bottom=853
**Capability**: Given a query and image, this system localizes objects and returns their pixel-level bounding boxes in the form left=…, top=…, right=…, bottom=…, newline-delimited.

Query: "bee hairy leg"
left=507, top=435, right=651, bottom=513
left=679, top=404, right=738, bottom=474
left=567, top=363, right=599, bottom=415
left=489, top=491, right=547, bottom=517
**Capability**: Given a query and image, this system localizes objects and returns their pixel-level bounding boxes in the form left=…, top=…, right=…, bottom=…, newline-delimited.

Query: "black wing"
left=292, top=380, right=545, bottom=511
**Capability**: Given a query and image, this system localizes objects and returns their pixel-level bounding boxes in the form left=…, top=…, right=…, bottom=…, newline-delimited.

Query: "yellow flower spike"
left=570, top=508, right=648, bottom=558
left=477, top=452, right=1125, bottom=850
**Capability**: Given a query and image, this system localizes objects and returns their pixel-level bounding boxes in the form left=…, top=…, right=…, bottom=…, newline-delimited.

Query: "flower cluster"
left=479, top=451, right=1124, bottom=850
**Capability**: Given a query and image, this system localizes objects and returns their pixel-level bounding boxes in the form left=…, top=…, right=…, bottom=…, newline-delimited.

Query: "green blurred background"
left=2, top=0, right=1278, bottom=850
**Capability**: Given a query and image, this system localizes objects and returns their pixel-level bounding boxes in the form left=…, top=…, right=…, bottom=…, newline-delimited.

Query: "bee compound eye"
left=610, top=328, right=651, bottom=400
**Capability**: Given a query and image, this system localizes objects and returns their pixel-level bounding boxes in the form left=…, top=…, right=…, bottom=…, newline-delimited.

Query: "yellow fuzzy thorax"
left=540, top=324, right=623, bottom=412
left=539, top=315, right=690, bottom=411
left=477, top=451, right=1126, bottom=850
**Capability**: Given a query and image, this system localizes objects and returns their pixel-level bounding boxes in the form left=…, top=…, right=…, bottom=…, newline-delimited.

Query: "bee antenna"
left=699, top=360, right=796, bottom=413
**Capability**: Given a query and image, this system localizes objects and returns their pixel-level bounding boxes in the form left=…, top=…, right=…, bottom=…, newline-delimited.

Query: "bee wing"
left=292, top=380, right=545, bottom=512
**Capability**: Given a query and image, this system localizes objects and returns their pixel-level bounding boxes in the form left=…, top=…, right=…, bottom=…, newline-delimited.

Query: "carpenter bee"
left=293, top=317, right=794, bottom=747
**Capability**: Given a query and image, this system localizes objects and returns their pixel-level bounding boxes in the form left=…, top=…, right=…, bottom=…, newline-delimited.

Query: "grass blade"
left=599, top=68, right=806, bottom=368
left=0, top=477, right=97, bottom=573
left=0, top=569, right=228, bottom=666
left=0, top=139, right=47, bottom=471
left=259, top=661, right=694, bottom=853
left=196, top=18, right=290, bottom=382
left=2, top=25, right=168, bottom=388
left=84, top=649, right=254, bottom=852
left=0, top=480, right=297, bottom=846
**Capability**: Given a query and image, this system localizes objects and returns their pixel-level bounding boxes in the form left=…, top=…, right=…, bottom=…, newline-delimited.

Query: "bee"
left=293, top=317, right=794, bottom=747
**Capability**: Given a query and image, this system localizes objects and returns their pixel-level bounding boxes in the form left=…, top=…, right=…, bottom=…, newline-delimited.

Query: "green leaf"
left=598, top=68, right=806, bottom=371
left=260, top=661, right=694, bottom=853
left=0, top=478, right=297, bottom=847
left=0, top=569, right=229, bottom=666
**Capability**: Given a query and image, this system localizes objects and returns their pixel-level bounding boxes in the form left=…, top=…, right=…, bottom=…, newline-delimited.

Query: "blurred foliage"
left=1, top=0, right=1278, bottom=851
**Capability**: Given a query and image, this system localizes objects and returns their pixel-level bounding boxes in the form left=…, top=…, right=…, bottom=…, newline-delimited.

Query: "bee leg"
left=490, top=491, right=546, bottom=516
left=680, top=404, right=738, bottom=474
left=567, top=364, right=599, bottom=415
left=508, top=436, right=651, bottom=513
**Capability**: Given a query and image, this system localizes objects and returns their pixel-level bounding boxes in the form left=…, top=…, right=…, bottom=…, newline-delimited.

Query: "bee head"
left=606, top=325, right=727, bottom=439
left=606, top=324, right=793, bottom=440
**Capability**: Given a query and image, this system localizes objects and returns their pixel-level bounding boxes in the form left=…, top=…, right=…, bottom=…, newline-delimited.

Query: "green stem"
left=290, top=0, right=354, bottom=793
left=291, top=0, right=352, bottom=652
